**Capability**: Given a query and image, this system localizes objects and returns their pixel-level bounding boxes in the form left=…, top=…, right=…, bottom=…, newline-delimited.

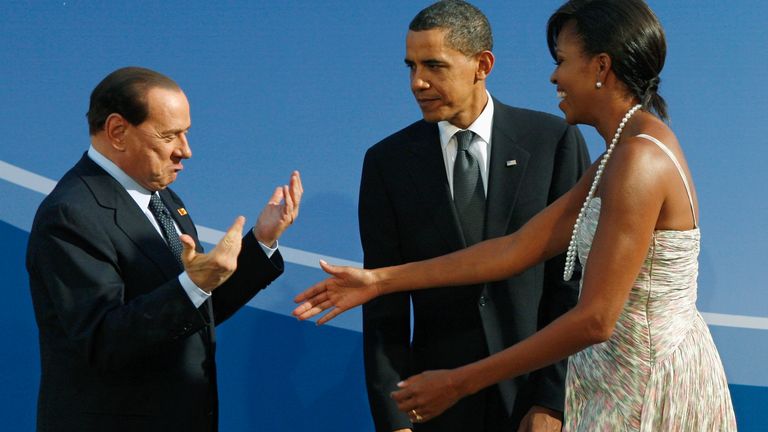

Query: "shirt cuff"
left=252, top=227, right=278, bottom=258
left=178, top=271, right=211, bottom=308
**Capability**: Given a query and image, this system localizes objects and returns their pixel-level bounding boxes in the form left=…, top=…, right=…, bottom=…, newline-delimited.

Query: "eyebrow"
left=161, top=126, right=190, bottom=135
left=404, top=58, right=447, bottom=66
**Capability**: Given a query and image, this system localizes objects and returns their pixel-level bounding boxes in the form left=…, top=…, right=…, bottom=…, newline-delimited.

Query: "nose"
left=177, top=133, right=192, bottom=159
left=411, top=71, right=430, bottom=92
left=549, top=70, right=557, bottom=85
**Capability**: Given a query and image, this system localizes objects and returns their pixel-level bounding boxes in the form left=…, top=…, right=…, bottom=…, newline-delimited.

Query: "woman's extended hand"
left=292, top=260, right=381, bottom=324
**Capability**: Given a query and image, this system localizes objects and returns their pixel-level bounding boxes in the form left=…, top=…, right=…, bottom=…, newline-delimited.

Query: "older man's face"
left=121, top=87, right=192, bottom=191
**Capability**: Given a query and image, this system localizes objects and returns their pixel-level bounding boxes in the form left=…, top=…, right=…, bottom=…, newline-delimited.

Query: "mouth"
left=557, top=90, right=567, bottom=100
left=416, top=96, right=440, bottom=109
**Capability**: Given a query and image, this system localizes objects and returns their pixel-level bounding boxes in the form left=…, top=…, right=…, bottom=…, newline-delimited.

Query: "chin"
left=559, top=104, right=579, bottom=125
left=421, top=112, right=443, bottom=123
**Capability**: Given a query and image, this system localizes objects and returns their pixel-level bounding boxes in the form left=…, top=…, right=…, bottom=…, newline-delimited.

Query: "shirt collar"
left=438, top=90, right=495, bottom=148
left=87, top=145, right=154, bottom=209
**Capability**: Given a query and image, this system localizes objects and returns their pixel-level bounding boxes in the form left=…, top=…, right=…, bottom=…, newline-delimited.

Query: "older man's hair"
left=86, top=66, right=180, bottom=135
left=409, top=0, right=493, bottom=56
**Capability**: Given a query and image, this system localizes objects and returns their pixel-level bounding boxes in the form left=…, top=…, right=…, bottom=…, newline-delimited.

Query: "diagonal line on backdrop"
left=2, top=158, right=766, bottom=330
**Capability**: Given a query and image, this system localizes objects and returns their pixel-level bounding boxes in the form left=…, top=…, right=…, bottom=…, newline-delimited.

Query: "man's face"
left=405, top=29, right=484, bottom=129
left=120, top=87, right=192, bottom=191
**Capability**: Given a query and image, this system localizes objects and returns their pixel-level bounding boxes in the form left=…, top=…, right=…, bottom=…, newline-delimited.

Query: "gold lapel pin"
left=506, top=160, right=517, bottom=167
left=177, top=208, right=188, bottom=216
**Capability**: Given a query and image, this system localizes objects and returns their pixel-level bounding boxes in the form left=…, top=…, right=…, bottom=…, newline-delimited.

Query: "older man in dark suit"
left=27, top=66, right=302, bottom=432
left=359, top=2, right=589, bottom=431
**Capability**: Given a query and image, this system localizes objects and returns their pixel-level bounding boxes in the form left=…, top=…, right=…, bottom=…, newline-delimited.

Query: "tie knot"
left=455, top=130, right=474, bottom=152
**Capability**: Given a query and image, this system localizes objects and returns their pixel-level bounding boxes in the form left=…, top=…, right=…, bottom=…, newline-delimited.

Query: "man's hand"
left=517, top=405, right=563, bottom=432
left=253, top=170, right=303, bottom=246
left=180, top=216, right=245, bottom=292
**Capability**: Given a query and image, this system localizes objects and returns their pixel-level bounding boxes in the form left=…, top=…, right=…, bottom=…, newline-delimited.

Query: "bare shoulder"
left=604, top=118, right=683, bottom=189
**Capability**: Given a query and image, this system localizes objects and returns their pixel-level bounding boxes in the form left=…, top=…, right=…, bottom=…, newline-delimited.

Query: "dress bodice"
left=577, top=197, right=701, bottom=361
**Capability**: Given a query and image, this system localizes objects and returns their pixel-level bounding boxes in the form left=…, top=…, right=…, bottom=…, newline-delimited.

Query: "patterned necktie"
left=452, top=130, right=486, bottom=246
left=148, top=193, right=184, bottom=265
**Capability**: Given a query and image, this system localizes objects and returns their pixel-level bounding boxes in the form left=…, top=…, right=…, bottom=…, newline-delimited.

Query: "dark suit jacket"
left=27, top=155, right=284, bottom=432
left=360, top=100, right=589, bottom=431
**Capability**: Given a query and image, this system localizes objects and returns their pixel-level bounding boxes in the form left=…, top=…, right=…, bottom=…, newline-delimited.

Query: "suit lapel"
left=485, top=103, right=530, bottom=239
left=403, top=123, right=467, bottom=251
left=75, top=156, right=183, bottom=278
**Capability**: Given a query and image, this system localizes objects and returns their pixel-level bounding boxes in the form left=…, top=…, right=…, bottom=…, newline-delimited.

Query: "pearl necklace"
left=563, top=104, right=643, bottom=281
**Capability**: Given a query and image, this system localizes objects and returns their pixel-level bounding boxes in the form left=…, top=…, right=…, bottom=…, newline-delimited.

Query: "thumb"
left=319, top=259, right=341, bottom=277
left=214, top=216, right=245, bottom=256
left=179, top=234, right=197, bottom=266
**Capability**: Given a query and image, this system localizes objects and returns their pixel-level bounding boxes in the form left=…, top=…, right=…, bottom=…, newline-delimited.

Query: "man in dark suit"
left=360, top=2, right=589, bottom=431
left=27, top=67, right=302, bottom=432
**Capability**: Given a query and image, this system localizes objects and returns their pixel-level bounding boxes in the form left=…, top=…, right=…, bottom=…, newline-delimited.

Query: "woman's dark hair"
left=86, top=66, right=180, bottom=135
left=547, top=0, right=668, bottom=120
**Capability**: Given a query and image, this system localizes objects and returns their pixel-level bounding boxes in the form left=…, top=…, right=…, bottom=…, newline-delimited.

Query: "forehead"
left=143, top=87, right=190, bottom=128
left=555, top=20, right=584, bottom=53
left=406, top=28, right=460, bottom=57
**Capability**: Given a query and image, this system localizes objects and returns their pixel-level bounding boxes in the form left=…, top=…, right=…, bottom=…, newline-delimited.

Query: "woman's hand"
left=292, top=260, right=381, bottom=324
left=391, top=369, right=464, bottom=424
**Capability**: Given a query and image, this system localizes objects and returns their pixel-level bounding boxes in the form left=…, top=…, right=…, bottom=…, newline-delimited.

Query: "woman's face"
left=549, top=20, right=599, bottom=125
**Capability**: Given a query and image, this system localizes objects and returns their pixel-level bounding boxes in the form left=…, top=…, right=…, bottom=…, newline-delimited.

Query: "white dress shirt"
left=438, top=90, right=494, bottom=197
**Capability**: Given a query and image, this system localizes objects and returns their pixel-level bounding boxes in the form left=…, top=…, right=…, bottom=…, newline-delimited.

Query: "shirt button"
left=478, top=296, right=487, bottom=307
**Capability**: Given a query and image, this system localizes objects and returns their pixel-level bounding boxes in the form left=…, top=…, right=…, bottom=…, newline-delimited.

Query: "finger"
left=269, top=186, right=285, bottom=206
left=281, top=185, right=294, bottom=221
left=290, top=170, right=302, bottom=192
left=293, top=280, right=329, bottom=303
left=291, top=294, right=330, bottom=317
left=297, top=299, right=334, bottom=321
left=179, top=234, right=197, bottom=265
left=292, top=302, right=320, bottom=319
left=316, top=307, right=344, bottom=325
left=391, top=389, right=407, bottom=404
left=392, top=390, right=418, bottom=413
left=290, top=171, right=303, bottom=207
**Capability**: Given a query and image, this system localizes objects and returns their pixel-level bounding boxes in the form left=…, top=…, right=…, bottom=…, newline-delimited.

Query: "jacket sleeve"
left=211, top=232, right=284, bottom=325
left=530, top=124, right=590, bottom=411
left=359, top=148, right=415, bottom=432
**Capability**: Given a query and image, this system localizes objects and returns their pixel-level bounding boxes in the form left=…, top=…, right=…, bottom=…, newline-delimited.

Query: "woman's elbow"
left=579, top=310, right=617, bottom=344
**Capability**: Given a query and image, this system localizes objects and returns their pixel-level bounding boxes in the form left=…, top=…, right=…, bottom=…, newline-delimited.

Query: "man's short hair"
left=409, top=0, right=493, bottom=56
left=86, top=66, right=180, bottom=135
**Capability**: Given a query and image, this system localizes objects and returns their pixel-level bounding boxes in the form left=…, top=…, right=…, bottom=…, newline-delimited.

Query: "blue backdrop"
left=1, top=1, right=765, bottom=430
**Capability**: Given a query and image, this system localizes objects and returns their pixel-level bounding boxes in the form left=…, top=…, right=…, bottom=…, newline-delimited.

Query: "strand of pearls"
left=563, top=104, right=643, bottom=281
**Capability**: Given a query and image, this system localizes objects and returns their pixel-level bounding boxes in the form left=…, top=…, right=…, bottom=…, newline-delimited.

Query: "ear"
left=595, top=53, right=612, bottom=84
left=104, top=113, right=128, bottom=151
left=475, top=50, right=495, bottom=81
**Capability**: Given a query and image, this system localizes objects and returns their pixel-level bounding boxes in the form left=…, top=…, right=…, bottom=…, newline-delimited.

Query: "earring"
left=595, top=81, right=603, bottom=89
